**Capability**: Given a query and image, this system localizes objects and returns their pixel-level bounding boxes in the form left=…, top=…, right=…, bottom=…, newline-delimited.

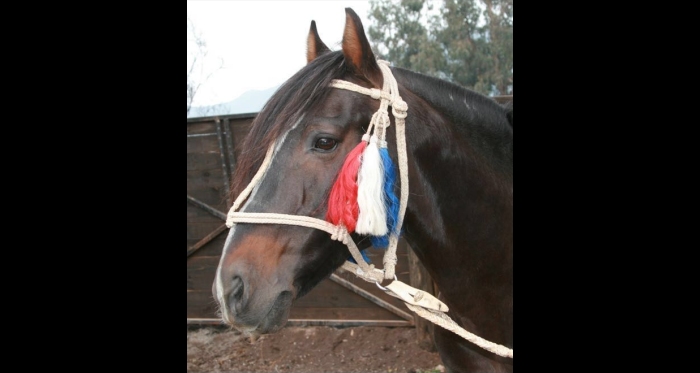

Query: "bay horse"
left=213, top=8, right=512, bottom=373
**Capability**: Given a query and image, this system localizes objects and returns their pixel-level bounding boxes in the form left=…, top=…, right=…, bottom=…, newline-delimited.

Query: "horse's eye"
left=314, top=138, right=338, bottom=151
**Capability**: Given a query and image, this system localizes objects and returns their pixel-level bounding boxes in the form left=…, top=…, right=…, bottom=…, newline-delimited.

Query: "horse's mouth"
left=256, top=290, right=293, bottom=333
left=223, top=290, right=294, bottom=334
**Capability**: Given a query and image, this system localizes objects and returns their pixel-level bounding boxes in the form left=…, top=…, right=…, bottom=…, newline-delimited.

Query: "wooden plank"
left=223, top=118, right=237, bottom=193
left=215, top=120, right=232, bottom=208
left=187, top=290, right=221, bottom=318
left=288, top=307, right=405, bottom=321
left=229, top=120, right=254, bottom=159
left=187, top=318, right=412, bottom=327
left=186, top=168, right=226, bottom=188
left=186, top=121, right=217, bottom=135
left=187, top=224, right=228, bottom=258
left=187, top=132, right=222, bottom=154
left=187, top=256, right=222, bottom=291
left=186, top=152, right=222, bottom=171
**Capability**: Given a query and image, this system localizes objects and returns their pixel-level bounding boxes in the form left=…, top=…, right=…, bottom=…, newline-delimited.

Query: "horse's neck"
left=394, top=68, right=513, bottom=341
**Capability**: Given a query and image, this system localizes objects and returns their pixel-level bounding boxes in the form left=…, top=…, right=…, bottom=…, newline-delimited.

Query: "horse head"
left=213, top=9, right=387, bottom=334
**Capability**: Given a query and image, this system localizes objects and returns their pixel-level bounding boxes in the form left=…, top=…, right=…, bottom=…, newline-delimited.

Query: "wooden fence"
left=187, top=95, right=511, bottom=346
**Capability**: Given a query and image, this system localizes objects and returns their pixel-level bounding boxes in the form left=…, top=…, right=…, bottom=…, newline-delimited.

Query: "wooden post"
left=406, top=242, right=437, bottom=352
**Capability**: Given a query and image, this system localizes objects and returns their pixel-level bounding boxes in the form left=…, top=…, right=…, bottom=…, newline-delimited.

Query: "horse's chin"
left=225, top=290, right=293, bottom=334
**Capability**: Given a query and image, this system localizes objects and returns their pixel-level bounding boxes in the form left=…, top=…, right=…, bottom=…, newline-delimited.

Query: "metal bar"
left=215, top=118, right=232, bottom=209
left=186, top=194, right=227, bottom=220
left=186, top=318, right=412, bottom=327
left=187, top=224, right=228, bottom=258
left=186, top=133, right=218, bottom=138
left=187, top=111, right=257, bottom=124
left=329, top=273, right=414, bottom=323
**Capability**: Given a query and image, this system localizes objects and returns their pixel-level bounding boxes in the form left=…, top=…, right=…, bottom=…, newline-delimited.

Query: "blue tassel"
left=348, top=250, right=372, bottom=264
left=370, top=147, right=400, bottom=248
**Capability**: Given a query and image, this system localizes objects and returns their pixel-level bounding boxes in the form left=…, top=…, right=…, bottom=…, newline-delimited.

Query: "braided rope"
left=405, top=303, right=513, bottom=358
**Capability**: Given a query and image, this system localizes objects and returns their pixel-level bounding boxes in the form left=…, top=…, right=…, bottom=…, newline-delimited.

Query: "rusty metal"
left=187, top=133, right=219, bottom=138
left=187, top=224, right=228, bottom=258
left=186, top=194, right=227, bottom=220
left=330, top=273, right=414, bottom=323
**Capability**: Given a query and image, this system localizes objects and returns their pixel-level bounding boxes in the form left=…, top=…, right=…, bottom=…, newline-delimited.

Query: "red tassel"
left=327, top=140, right=367, bottom=233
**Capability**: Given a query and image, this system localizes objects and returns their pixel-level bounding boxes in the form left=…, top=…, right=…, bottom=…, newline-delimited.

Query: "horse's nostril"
left=231, top=276, right=244, bottom=303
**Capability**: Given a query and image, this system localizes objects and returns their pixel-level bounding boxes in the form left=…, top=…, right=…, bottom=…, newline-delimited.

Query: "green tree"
left=368, top=0, right=513, bottom=96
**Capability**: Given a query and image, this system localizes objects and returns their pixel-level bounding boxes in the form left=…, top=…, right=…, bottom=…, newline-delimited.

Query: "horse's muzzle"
left=214, top=270, right=294, bottom=334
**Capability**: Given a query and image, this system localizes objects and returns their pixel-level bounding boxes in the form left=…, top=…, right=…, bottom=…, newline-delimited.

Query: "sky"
left=187, top=1, right=372, bottom=108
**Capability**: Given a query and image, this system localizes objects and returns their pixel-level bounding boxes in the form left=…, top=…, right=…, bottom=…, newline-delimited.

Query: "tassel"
left=326, top=138, right=367, bottom=233
left=370, top=146, right=400, bottom=248
left=347, top=250, right=372, bottom=264
left=356, top=135, right=388, bottom=236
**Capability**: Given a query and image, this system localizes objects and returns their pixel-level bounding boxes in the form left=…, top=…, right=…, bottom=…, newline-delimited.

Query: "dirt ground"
left=187, top=325, right=445, bottom=373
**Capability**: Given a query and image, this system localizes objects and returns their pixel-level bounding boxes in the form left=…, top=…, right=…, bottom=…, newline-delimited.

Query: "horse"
left=212, top=8, right=513, bottom=373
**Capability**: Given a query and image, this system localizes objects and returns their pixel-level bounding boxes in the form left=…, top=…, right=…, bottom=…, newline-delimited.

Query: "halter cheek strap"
left=224, top=60, right=513, bottom=358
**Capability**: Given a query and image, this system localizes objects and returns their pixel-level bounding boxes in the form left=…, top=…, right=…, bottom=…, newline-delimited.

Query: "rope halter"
left=223, top=60, right=512, bottom=358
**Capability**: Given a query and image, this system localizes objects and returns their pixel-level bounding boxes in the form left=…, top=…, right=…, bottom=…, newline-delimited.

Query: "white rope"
left=405, top=303, right=513, bottom=358
left=223, top=60, right=513, bottom=358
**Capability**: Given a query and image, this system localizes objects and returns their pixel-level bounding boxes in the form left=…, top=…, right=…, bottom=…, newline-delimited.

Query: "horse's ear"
left=307, top=20, right=330, bottom=64
left=342, top=8, right=382, bottom=87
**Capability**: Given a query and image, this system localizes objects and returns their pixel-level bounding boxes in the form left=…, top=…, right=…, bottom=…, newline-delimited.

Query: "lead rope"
left=225, top=60, right=512, bottom=358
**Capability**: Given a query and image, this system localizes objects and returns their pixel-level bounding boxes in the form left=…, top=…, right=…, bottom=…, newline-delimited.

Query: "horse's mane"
left=392, top=67, right=513, bottom=134
left=229, top=51, right=347, bottom=201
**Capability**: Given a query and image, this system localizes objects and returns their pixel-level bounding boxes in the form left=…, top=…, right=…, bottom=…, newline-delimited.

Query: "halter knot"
left=330, top=225, right=349, bottom=244
left=391, top=99, right=408, bottom=119
left=369, top=88, right=381, bottom=100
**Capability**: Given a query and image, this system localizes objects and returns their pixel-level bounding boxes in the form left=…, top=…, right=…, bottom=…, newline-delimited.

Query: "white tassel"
left=356, top=135, right=388, bottom=236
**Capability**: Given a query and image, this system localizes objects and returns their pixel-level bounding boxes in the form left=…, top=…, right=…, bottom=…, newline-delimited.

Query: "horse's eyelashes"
left=314, top=137, right=338, bottom=151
